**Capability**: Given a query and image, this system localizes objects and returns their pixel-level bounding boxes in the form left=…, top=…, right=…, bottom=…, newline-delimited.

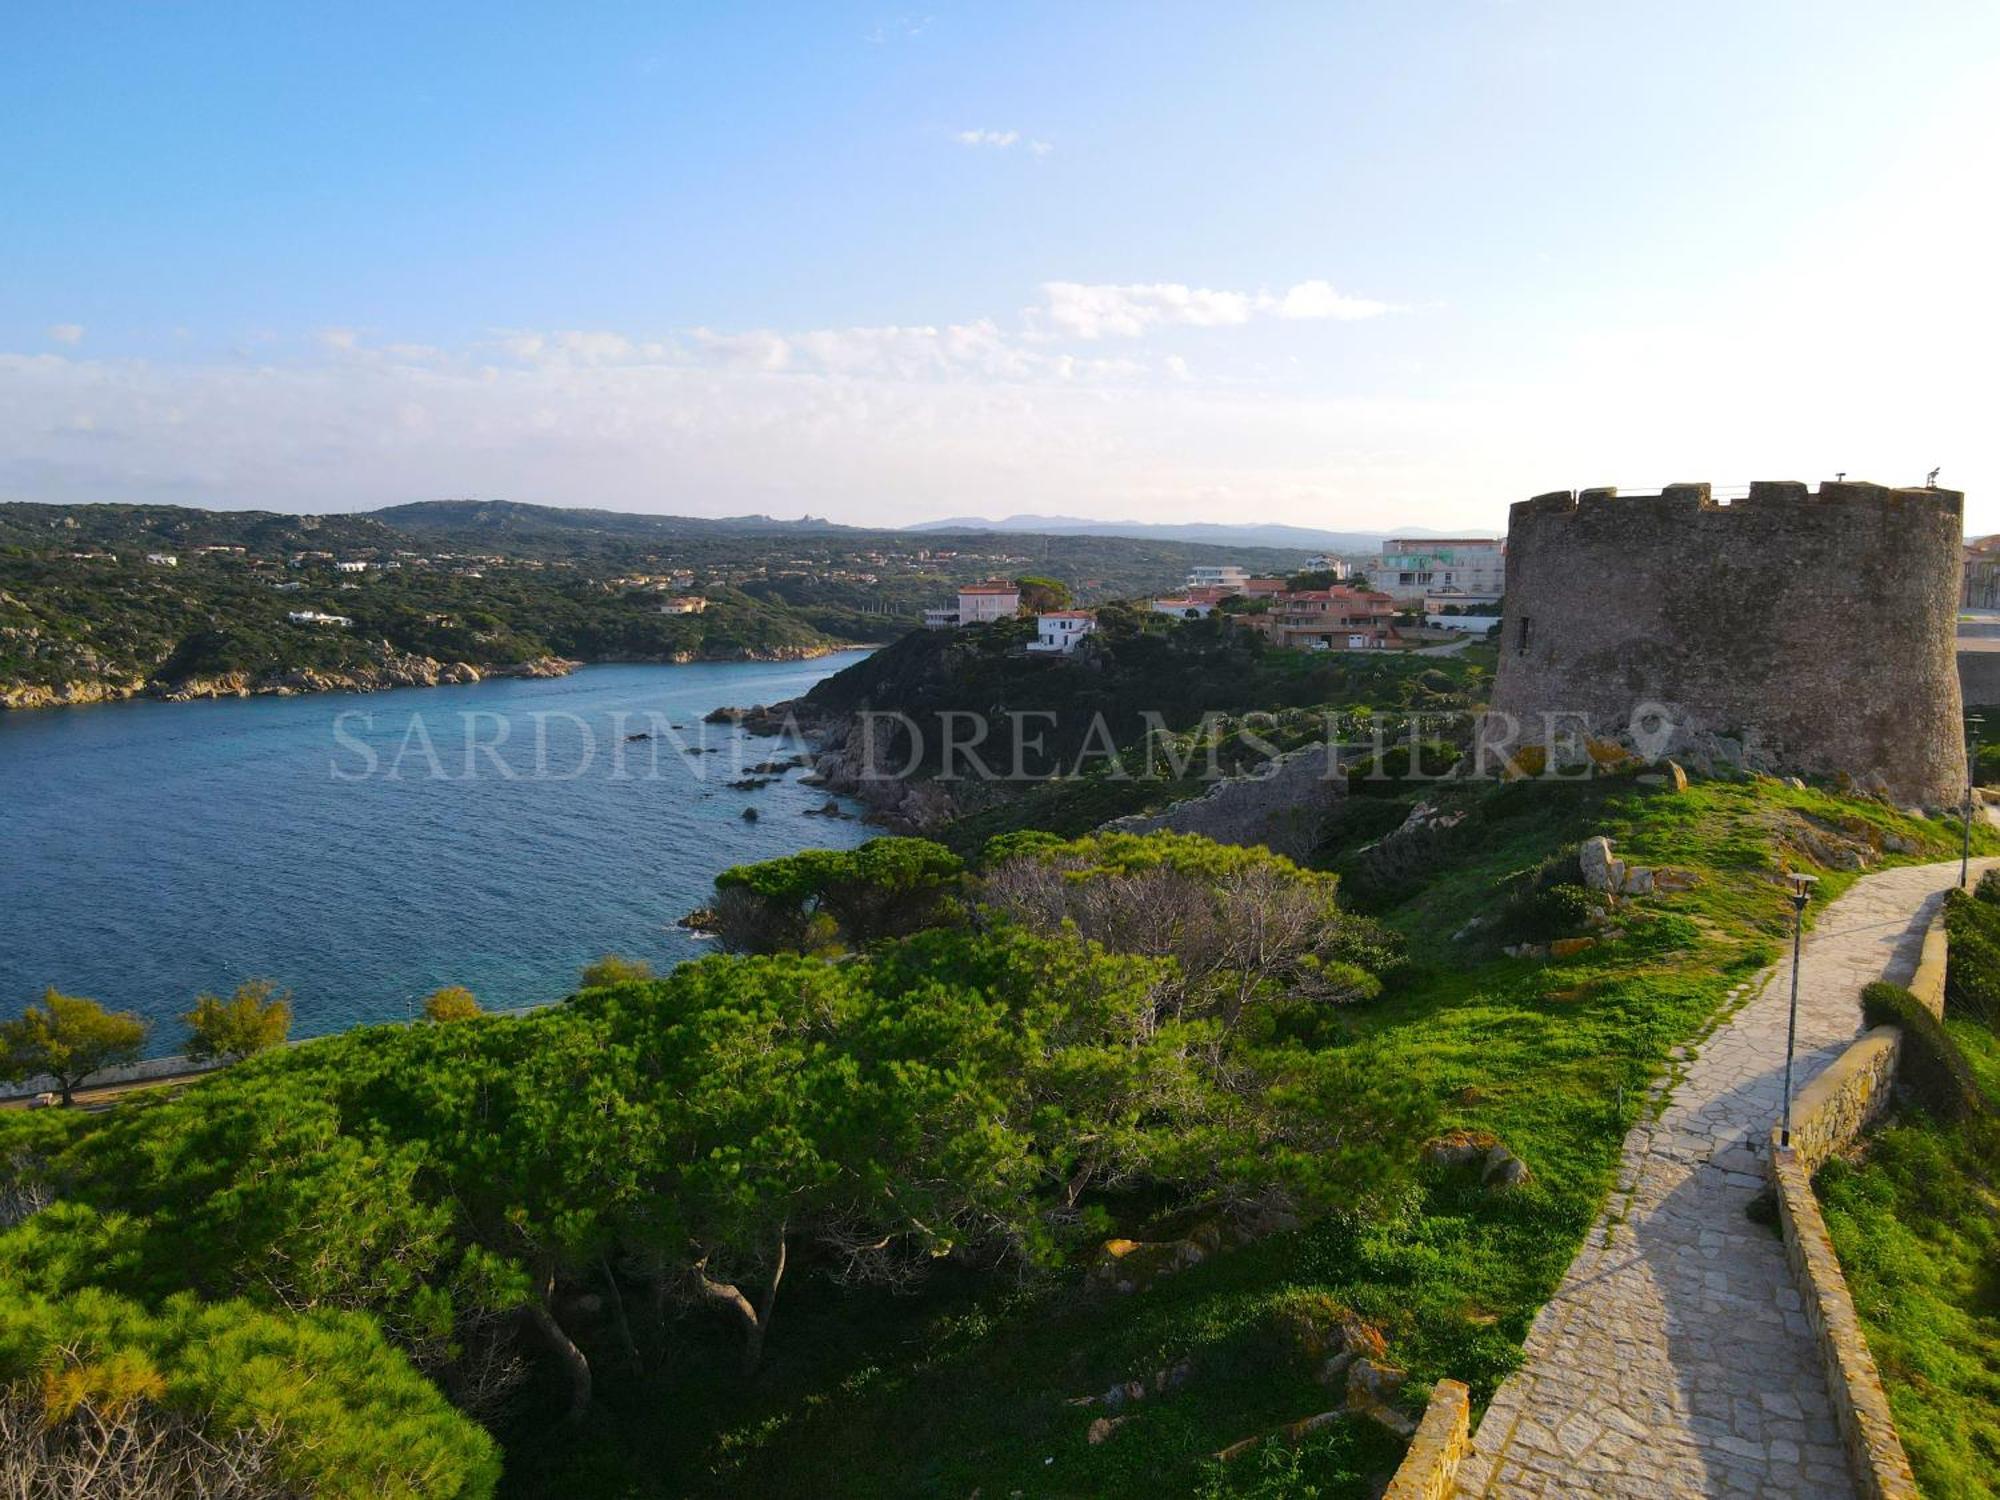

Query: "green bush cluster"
left=2, top=833, right=1419, bottom=1492
left=0, top=1276, right=498, bottom=1498
left=1942, top=887, right=2000, bottom=1026
left=710, top=837, right=966, bottom=952
left=1859, top=982, right=1990, bottom=1123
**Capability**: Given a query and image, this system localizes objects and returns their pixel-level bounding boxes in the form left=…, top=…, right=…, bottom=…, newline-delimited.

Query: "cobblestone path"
left=1455, top=857, right=1991, bottom=1498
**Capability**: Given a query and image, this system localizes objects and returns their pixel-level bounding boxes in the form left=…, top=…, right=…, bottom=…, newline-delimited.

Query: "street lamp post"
left=1963, top=715, right=1985, bottom=890
left=1779, top=871, right=1819, bottom=1149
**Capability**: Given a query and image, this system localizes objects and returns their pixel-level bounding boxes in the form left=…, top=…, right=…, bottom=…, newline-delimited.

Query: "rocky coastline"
left=0, top=641, right=875, bottom=713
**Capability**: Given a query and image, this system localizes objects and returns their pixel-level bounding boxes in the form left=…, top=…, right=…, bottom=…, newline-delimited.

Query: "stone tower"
left=1487, top=481, right=1966, bottom=806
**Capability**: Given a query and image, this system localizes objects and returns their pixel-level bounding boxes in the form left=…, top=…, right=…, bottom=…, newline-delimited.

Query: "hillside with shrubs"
left=3, top=764, right=1987, bottom=1496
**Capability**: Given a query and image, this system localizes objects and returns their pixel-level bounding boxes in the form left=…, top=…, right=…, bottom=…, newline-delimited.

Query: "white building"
left=1376, top=538, right=1504, bottom=601
left=1150, top=597, right=1215, bottom=620
left=922, top=607, right=961, bottom=629
left=335, top=560, right=370, bottom=574
left=658, top=595, right=707, bottom=615
left=956, top=582, right=1021, bottom=624
left=1028, top=609, right=1097, bottom=654
left=145, top=553, right=178, bottom=567
left=287, top=610, right=353, bottom=627
left=1185, top=565, right=1250, bottom=591
left=1305, top=554, right=1352, bottom=579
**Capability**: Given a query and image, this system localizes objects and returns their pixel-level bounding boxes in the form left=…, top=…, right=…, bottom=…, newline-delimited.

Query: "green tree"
left=578, top=954, right=654, bottom=988
left=1286, top=569, right=1345, bottom=591
left=1014, top=575, right=1073, bottom=613
left=0, top=990, right=149, bottom=1105
left=182, top=979, right=292, bottom=1064
left=421, top=985, right=482, bottom=1023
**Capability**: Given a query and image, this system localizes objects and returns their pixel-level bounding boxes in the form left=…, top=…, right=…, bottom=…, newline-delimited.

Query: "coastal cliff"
left=0, top=654, right=579, bottom=710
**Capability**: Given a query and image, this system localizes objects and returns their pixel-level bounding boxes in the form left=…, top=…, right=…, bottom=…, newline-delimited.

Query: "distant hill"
left=372, top=499, right=854, bottom=541
left=903, top=514, right=1493, bottom=551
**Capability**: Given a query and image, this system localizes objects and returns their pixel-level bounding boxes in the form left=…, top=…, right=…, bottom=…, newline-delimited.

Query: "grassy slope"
left=511, top=777, right=1992, bottom=1500
left=1817, top=1019, right=2000, bottom=1497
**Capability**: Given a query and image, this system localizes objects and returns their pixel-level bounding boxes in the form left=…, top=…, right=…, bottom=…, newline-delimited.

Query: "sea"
left=0, top=653, right=875, bottom=1053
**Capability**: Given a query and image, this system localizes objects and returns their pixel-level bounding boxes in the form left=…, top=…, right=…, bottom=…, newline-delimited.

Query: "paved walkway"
left=1456, top=857, right=1993, bottom=1498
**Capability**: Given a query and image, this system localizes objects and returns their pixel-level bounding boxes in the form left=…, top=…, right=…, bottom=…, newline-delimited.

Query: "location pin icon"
left=1629, top=702, right=1675, bottom=763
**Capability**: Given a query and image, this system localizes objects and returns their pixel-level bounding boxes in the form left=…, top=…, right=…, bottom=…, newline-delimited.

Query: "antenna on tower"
left=1926, top=467, right=1941, bottom=489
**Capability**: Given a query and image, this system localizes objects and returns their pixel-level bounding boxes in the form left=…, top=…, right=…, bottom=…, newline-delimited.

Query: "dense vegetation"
left=1819, top=886, right=2000, bottom=1498
left=4, top=770, right=1982, bottom=1496
left=0, top=500, right=1317, bottom=699
left=800, top=612, right=1490, bottom=846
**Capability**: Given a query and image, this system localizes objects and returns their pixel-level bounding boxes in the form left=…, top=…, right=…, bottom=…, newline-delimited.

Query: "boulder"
left=1086, top=1416, right=1127, bottom=1444
left=1579, top=837, right=1625, bottom=894
left=1421, top=1129, right=1501, bottom=1168
left=1550, top=936, right=1597, bottom=958
left=1481, top=1148, right=1533, bottom=1190
left=1345, top=1358, right=1417, bottom=1438
left=1270, top=1295, right=1388, bottom=1386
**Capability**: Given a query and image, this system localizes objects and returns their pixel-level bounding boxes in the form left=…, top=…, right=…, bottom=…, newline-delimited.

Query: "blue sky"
left=4, top=2, right=1997, bottom=529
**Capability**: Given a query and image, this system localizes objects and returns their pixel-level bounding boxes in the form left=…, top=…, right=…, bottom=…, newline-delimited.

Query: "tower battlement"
left=1489, top=479, right=1966, bottom=804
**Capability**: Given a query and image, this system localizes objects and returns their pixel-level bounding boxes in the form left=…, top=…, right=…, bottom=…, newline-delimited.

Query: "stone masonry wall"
left=1782, top=1027, right=1902, bottom=1178
left=1381, top=1379, right=1469, bottom=1500
left=1489, top=481, right=1966, bottom=806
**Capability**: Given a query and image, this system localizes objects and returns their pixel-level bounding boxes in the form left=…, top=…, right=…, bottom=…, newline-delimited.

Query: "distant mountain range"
left=902, top=514, right=1492, bottom=551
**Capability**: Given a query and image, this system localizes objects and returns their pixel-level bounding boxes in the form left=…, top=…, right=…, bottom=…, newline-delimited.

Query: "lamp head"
left=1787, top=871, right=1820, bottom=907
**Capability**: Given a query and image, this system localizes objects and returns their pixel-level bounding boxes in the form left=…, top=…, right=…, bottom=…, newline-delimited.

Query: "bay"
left=0, top=654, right=873, bottom=1051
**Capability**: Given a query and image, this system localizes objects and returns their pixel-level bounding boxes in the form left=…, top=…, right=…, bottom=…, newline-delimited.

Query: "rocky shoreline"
left=0, top=642, right=876, bottom=713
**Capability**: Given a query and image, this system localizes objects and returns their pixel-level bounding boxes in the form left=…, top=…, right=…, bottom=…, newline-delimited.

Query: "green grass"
left=497, top=774, right=1993, bottom=1499
left=1818, top=1015, right=2000, bottom=1497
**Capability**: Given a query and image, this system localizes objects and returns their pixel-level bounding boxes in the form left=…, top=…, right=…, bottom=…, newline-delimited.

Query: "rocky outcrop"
left=1100, top=742, right=1348, bottom=860
left=0, top=677, right=148, bottom=710
left=1578, top=836, right=1699, bottom=898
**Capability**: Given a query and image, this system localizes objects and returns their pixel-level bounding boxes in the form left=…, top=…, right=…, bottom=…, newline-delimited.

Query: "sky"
left=3, top=1, right=1998, bottom=533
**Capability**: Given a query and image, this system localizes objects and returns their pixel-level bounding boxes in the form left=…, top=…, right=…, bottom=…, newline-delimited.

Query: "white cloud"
left=1031, top=280, right=1395, bottom=339
left=319, top=327, right=360, bottom=352
left=46, top=324, right=85, bottom=345
left=1029, top=139, right=1053, bottom=156
left=953, top=129, right=1021, bottom=148
left=1275, top=280, right=1395, bottom=321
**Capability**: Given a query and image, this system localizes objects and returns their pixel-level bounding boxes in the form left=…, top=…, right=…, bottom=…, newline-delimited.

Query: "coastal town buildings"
left=1237, top=585, right=1398, bottom=650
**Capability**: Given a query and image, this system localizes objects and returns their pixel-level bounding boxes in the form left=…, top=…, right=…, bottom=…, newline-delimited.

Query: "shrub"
left=421, top=987, right=481, bottom=1023
left=978, top=830, right=1398, bottom=1021
left=578, top=954, right=654, bottom=988
left=0, top=1283, right=499, bottom=1498
left=1977, top=866, right=2000, bottom=906
left=710, top=838, right=966, bottom=953
left=1941, top=888, right=2000, bottom=1026
left=183, top=979, right=292, bottom=1063
left=1860, top=982, right=1990, bottom=1123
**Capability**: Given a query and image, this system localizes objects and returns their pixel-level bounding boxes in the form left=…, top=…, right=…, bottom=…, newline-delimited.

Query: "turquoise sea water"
left=0, top=655, right=874, bottom=1052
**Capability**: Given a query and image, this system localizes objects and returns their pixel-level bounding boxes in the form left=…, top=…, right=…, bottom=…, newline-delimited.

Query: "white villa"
left=1028, top=609, right=1097, bottom=654
left=1184, top=564, right=1250, bottom=591
left=925, top=581, right=1023, bottom=629
left=1150, top=597, right=1215, bottom=620
left=287, top=610, right=353, bottom=627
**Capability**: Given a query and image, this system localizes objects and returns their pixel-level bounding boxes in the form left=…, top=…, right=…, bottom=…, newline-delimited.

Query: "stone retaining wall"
left=1768, top=1143, right=1919, bottom=1500
left=1382, top=1380, right=1469, bottom=1500
left=1781, top=1027, right=1902, bottom=1177
left=1907, top=907, right=1947, bottom=1019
